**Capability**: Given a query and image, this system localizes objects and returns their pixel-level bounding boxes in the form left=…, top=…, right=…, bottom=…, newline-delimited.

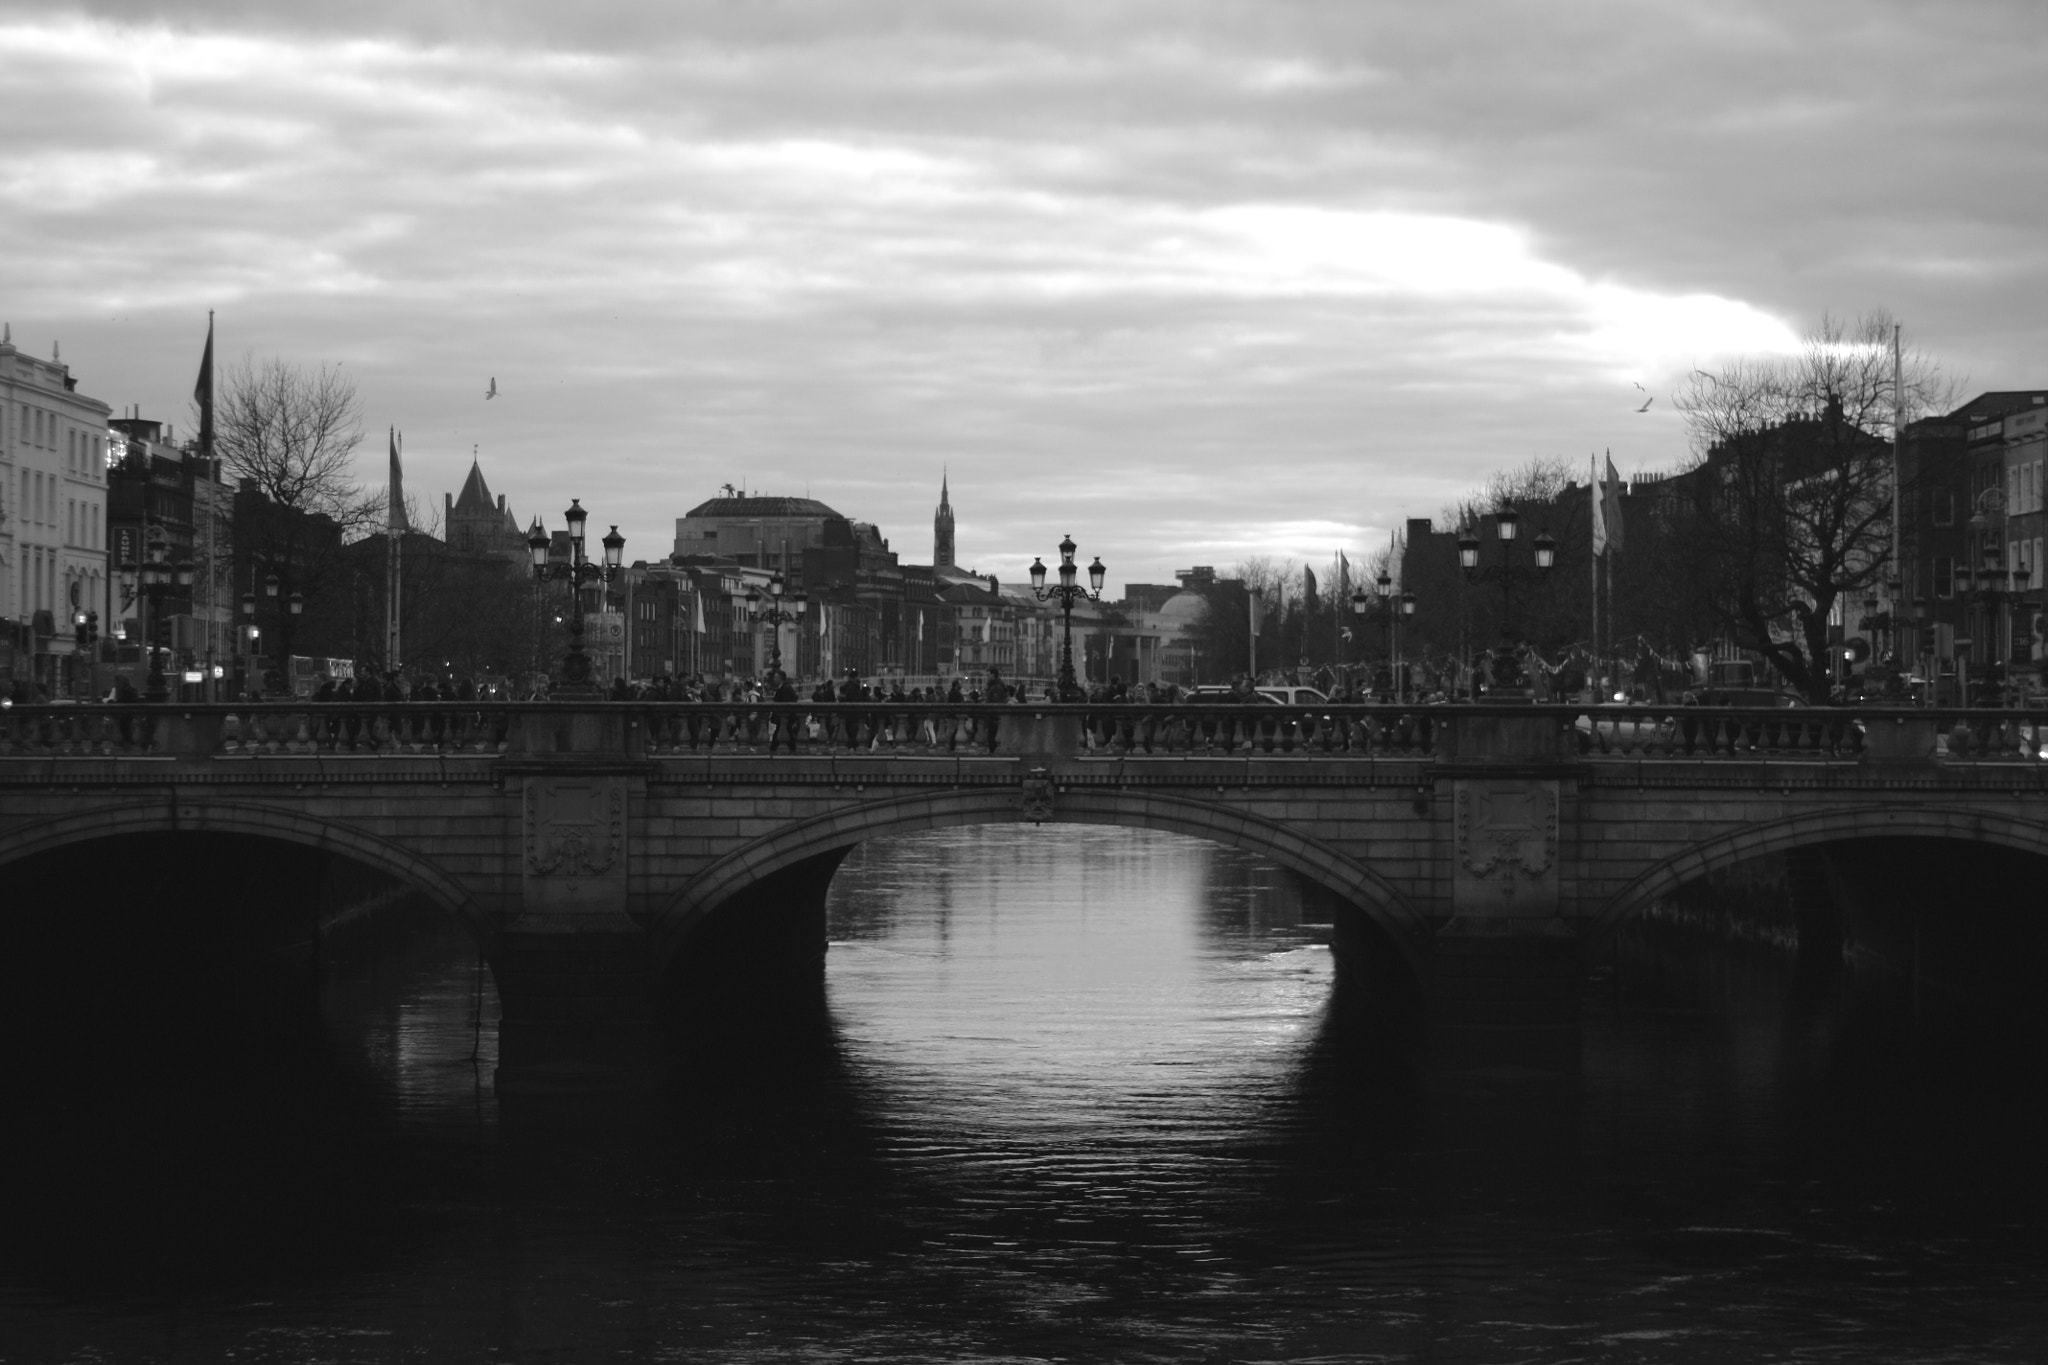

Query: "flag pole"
left=194, top=311, right=216, bottom=699
left=386, top=428, right=403, bottom=675
left=202, top=312, right=217, bottom=700
left=1892, top=322, right=1904, bottom=645
left=1590, top=452, right=1600, bottom=672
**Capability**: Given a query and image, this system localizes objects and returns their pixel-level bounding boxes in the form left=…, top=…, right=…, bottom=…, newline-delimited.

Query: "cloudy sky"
left=6, top=1, right=2046, bottom=592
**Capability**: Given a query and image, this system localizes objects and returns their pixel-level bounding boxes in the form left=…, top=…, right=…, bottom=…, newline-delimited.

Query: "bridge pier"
left=495, top=716, right=655, bottom=1096
left=1425, top=711, right=1584, bottom=1078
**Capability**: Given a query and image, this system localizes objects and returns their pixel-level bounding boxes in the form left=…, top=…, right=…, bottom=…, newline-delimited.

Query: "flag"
left=387, top=428, right=409, bottom=534
left=1591, top=452, right=1607, bottom=556
left=692, top=590, right=707, bottom=634
left=1338, top=550, right=1349, bottom=600
left=1303, top=565, right=1318, bottom=608
left=192, top=312, right=214, bottom=455
left=1601, top=452, right=1625, bottom=553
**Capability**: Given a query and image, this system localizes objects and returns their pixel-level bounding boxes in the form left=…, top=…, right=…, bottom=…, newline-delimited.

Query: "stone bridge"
left=4, top=700, right=2044, bottom=1088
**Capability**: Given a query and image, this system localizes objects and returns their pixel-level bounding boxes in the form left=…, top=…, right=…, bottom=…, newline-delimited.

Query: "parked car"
left=1183, top=685, right=1330, bottom=707
left=1256, top=685, right=1329, bottom=707
left=1185, top=684, right=1277, bottom=706
left=1574, top=702, right=1675, bottom=751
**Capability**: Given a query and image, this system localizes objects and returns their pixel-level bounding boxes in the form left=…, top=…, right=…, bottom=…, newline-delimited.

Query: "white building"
left=0, top=329, right=112, bottom=695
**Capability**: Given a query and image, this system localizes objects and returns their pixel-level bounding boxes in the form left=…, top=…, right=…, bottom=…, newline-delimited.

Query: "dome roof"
left=682, top=495, right=843, bottom=520
left=1157, top=591, right=1208, bottom=621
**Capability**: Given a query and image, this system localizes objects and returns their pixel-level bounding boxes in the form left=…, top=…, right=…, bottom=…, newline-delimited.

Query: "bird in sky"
left=485, top=377, right=498, bottom=400
left=1636, top=396, right=1654, bottom=412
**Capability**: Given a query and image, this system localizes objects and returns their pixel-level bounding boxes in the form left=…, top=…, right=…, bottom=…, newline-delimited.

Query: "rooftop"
left=682, top=495, right=844, bottom=520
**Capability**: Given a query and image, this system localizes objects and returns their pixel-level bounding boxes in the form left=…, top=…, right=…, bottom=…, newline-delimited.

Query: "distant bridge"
left=4, top=699, right=2044, bottom=1087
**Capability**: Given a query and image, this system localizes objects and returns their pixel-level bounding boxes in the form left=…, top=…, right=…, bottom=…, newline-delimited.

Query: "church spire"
left=934, top=469, right=956, bottom=568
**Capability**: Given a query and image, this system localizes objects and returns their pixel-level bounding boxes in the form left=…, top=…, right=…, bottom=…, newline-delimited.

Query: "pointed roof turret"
left=934, top=468, right=956, bottom=568
left=453, top=455, right=495, bottom=514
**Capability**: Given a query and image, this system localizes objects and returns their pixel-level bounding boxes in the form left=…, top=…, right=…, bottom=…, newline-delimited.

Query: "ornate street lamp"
left=240, top=569, right=306, bottom=696
left=126, top=540, right=193, bottom=702
left=1955, top=542, right=2021, bottom=706
left=1957, top=486, right=2023, bottom=706
left=1350, top=569, right=1417, bottom=702
left=71, top=607, right=99, bottom=699
left=1028, top=534, right=1105, bottom=701
left=739, top=571, right=807, bottom=677
left=527, top=500, right=624, bottom=697
left=1456, top=504, right=1556, bottom=696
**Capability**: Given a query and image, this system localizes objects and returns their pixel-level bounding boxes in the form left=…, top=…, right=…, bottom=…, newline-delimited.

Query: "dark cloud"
left=7, top=1, right=2044, bottom=586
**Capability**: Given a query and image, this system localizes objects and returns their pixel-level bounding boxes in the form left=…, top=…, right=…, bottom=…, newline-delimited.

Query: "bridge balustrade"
left=628, top=702, right=1434, bottom=758
left=2, top=701, right=2044, bottom=764
left=1570, top=703, right=2048, bottom=763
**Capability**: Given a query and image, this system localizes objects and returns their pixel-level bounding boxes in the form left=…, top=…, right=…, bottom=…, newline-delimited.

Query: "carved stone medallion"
left=1455, top=782, right=1557, bottom=880
left=525, top=779, right=625, bottom=877
left=1450, top=778, right=1562, bottom=922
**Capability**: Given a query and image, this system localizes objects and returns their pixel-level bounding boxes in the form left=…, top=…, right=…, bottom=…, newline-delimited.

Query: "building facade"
left=0, top=334, right=112, bottom=694
left=672, top=492, right=843, bottom=575
left=106, top=414, right=235, bottom=695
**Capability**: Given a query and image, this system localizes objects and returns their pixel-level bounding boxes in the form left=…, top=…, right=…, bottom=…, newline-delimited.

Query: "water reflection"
left=2, top=825, right=2045, bottom=1362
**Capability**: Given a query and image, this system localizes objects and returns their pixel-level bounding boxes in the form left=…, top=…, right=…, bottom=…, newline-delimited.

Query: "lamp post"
left=124, top=539, right=195, bottom=702
left=1350, top=570, right=1416, bottom=702
left=71, top=607, right=99, bottom=699
left=1955, top=486, right=2022, bottom=706
left=527, top=500, right=624, bottom=697
left=242, top=570, right=304, bottom=696
left=740, top=571, right=807, bottom=678
left=1248, top=585, right=1262, bottom=681
left=1455, top=505, right=1556, bottom=696
left=1028, top=534, right=1105, bottom=701
left=1954, top=544, right=2021, bottom=706
left=1852, top=580, right=1904, bottom=696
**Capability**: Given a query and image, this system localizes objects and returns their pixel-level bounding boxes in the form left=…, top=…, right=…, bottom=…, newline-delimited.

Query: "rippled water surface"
left=3, top=825, right=2044, bottom=1362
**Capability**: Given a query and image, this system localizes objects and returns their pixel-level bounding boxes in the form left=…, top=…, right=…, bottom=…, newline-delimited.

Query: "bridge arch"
left=653, top=787, right=1429, bottom=975
left=1588, top=803, right=2048, bottom=943
left=0, top=799, right=494, bottom=948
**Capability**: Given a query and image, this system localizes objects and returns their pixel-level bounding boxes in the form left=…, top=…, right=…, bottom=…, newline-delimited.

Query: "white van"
left=1256, top=686, right=1329, bottom=707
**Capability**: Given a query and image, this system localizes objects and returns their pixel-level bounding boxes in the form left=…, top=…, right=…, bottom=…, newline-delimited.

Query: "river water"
left=3, top=825, right=2044, bottom=1362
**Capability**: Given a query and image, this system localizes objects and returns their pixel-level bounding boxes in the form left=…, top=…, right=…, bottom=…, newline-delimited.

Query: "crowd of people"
left=0, top=632, right=2011, bottom=712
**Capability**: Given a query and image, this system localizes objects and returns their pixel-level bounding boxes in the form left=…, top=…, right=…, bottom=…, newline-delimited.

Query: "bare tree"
left=214, top=357, right=377, bottom=528
left=207, top=357, right=380, bottom=681
left=1439, top=455, right=1579, bottom=535
left=1672, top=311, right=1960, bottom=702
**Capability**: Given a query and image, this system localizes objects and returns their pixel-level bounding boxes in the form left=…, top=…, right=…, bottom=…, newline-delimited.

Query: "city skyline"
left=7, top=2, right=2048, bottom=591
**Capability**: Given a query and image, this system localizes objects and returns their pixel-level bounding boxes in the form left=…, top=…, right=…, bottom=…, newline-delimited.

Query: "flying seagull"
left=485, top=377, right=498, bottom=400
left=1636, top=396, right=1654, bottom=413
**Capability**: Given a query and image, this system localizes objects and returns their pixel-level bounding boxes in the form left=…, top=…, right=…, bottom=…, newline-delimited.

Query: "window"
left=1932, top=486, right=1954, bottom=526
left=1934, top=555, right=1954, bottom=599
